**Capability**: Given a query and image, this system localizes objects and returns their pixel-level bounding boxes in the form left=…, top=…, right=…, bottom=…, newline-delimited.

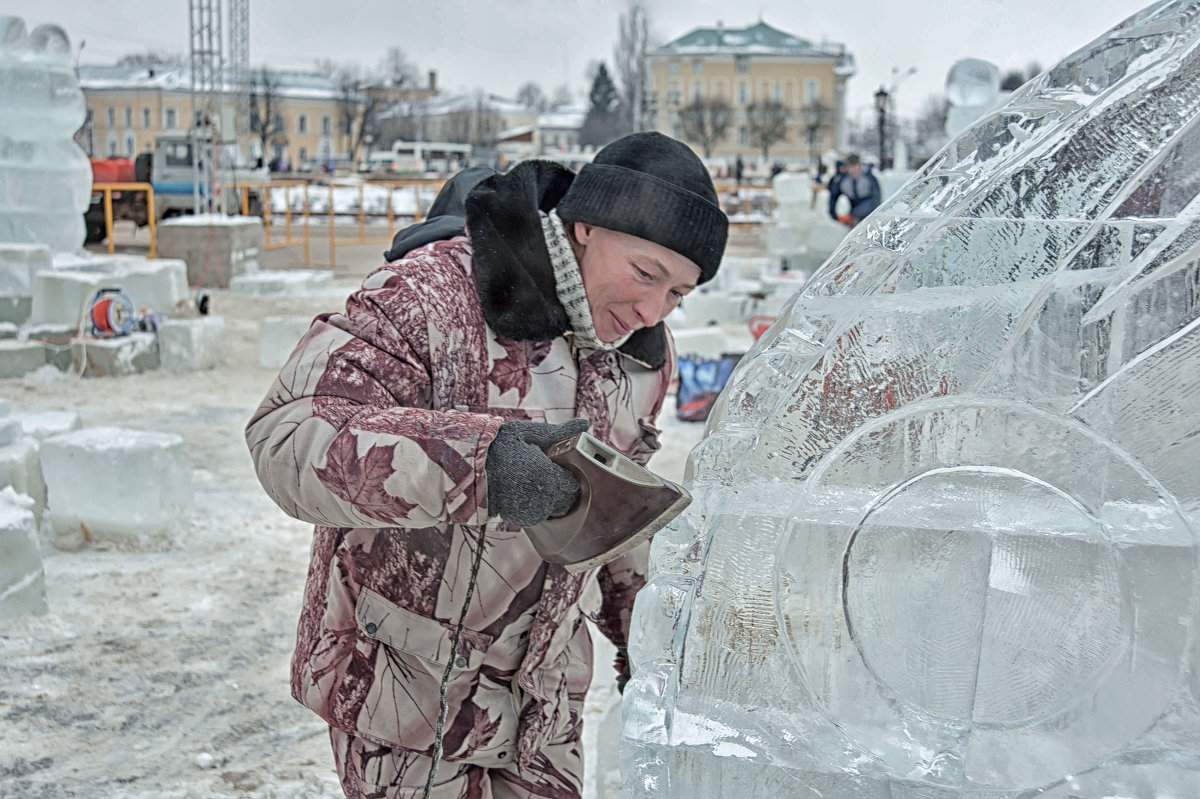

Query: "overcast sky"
left=7, top=0, right=1146, bottom=118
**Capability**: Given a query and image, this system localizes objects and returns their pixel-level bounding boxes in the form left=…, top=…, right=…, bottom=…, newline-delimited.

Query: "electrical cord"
left=422, top=522, right=488, bottom=798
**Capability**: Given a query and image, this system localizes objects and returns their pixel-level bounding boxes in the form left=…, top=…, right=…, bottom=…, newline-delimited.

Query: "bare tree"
left=550, top=84, right=574, bottom=108
left=677, top=97, right=733, bottom=157
left=472, top=93, right=503, bottom=148
left=613, top=1, right=649, bottom=134
left=249, top=68, right=285, bottom=164
left=445, top=108, right=472, bottom=144
left=516, top=81, right=548, bottom=112
left=374, top=100, right=425, bottom=150
left=379, top=46, right=418, bottom=89
left=444, top=93, right=502, bottom=148
left=910, top=94, right=950, bottom=166
left=1001, top=61, right=1045, bottom=92
left=798, top=99, right=833, bottom=168
left=746, top=101, right=789, bottom=160
left=317, top=60, right=379, bottom=164
left=116, top=51, right=185, bottom=68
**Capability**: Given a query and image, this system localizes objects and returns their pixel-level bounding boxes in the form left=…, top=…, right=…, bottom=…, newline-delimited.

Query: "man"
left=828, top=153, right=882, bottom=227
left=245, top=132, right=727, bottom=798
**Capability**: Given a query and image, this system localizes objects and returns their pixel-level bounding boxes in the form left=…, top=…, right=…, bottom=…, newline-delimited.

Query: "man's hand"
left=485, top=418, right=589, bottom=528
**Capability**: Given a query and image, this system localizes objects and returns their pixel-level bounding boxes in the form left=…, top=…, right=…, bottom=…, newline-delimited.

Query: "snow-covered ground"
left=0, top=280, right=711, bottom=798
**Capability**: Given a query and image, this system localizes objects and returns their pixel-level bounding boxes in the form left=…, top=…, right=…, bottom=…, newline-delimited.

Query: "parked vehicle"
left=389, top=141, right=472, bottom=175
left=85, top=130, right=270, bottom=243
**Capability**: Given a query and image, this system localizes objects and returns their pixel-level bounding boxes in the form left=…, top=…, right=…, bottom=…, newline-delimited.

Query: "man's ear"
left=573, top=221, right=594, bottom=245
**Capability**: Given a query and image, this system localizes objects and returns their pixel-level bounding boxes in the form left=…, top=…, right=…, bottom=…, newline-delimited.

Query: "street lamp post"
left=874, top=87, right=889, bottom=172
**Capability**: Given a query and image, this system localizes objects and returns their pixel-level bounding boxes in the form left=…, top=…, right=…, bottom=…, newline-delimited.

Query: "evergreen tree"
left=581, top=62, right=623, bottom=146
left=589, top=63, right=620, bottom=115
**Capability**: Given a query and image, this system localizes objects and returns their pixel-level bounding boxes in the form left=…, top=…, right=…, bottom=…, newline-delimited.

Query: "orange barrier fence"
left=91, top=182, right=157, bottom=258
left=90, top=177, right=765, bottom=265
left=713, top=180, right=776, bottom=226
left=260, top=179, right=446, bottom=269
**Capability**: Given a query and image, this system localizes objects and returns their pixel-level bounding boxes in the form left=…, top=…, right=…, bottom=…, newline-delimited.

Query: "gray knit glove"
left=485, top=418, right=589, bottom=528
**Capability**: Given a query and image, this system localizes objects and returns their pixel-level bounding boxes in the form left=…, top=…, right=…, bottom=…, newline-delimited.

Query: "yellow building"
left=649, top=20, right=855, bottom=167
left=78, top=65, right=350, bottom=170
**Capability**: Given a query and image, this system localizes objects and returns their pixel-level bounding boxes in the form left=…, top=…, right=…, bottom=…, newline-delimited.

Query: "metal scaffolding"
left=228, top=0, right=250, bottom=142
left=188, top=0, right=224, bottom=214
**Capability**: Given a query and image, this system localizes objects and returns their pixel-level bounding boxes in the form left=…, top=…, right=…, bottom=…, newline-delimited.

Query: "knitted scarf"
left=540, top=209, right=631, bottom=353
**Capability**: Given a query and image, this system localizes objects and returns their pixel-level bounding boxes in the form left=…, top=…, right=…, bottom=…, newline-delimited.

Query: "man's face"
left=847, top=162, right=863, bottom=177
left=573, top=223, right=702, bottom=343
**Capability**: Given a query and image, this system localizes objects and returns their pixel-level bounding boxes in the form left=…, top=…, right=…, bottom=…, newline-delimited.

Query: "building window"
left=164, top=108, right=177, bottom=128
left=736, top=82, right=749, bottom=106
left=299, top=147, right=308, bottom=162
left=735, top=55, right=750, bottom=73
left=667, top=83, right=682, bottom=106
left=668, top=59, right=681, bottom=74
left=737, top=126, right=748, bottom=146
left=273, top=113, right=284, bottom=133
left=321, top=116, right=331, bottom=135
left=297, top=114, right=308, bottom=134
left=691, top=81, right=703, bottom=101
left=125, top=134, right=135, bottom=156
left=106, top=107, right=115, bottom=127
left=772, top=85, right=783, bottom=103
left=124, top=107, right=133, bottom=127
left=692, top=59, right=703, bottom=74
left=142, top=107, right=151, bottom=128
left=805, top=78, right=821, bottom=103
left=106, top=132, right=118, bottom=156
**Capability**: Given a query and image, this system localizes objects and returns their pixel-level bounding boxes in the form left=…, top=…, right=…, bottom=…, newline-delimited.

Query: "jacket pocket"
left=353, top=587, right=517, bottom=765
left=356, top=586, right=491, bottom=675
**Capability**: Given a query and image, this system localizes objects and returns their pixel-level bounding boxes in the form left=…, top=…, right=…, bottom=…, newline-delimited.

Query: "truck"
left=85, top=130, right=270, bottom=243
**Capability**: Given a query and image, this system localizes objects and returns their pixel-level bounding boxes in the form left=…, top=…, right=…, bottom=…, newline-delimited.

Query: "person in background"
left=245, top=131, right=728, bottom=799
left=828, top=153, right=882, bottom=227
left=826, top=158, right=846, bottom=195
left=735, top=153, right=745, bottom=185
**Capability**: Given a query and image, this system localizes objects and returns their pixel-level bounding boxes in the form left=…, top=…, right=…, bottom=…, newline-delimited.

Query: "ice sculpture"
left=944, top=58, right=1001, bottom=138
left=0, top=17, right=92, bottom=252
left=623, top=1, right=1200, bottom=796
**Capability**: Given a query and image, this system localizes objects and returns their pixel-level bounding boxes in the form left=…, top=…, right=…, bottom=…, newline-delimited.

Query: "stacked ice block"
left=0, top=17, right=91, bottom=252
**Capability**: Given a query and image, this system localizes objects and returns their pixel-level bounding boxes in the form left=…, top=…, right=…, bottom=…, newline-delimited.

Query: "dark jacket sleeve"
left=828, top=175, right=842, bottom=219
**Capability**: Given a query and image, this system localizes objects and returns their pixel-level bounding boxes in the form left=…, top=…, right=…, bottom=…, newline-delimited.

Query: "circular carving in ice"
left=775, top=397, right=1197, bottom=790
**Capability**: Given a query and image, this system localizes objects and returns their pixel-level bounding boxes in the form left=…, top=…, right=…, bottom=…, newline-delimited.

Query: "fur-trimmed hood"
left=464, top=160, right=668, bottom=369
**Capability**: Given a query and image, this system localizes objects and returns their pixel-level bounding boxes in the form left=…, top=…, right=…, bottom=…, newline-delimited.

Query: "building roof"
left=654, top=19, right=849, bottom=61
left=377, top=91, right=528, bottom=121
left=537, top=104, right=586, bottom=131
left=77, top=64, right=341, bottom=99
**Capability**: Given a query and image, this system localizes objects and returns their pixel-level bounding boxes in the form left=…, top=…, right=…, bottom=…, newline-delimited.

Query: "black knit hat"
left=556, top=132, right=728, bottom=284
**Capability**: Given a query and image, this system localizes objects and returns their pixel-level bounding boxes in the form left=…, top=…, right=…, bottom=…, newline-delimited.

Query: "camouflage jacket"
left=245, top=162, right=674, bottom=769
